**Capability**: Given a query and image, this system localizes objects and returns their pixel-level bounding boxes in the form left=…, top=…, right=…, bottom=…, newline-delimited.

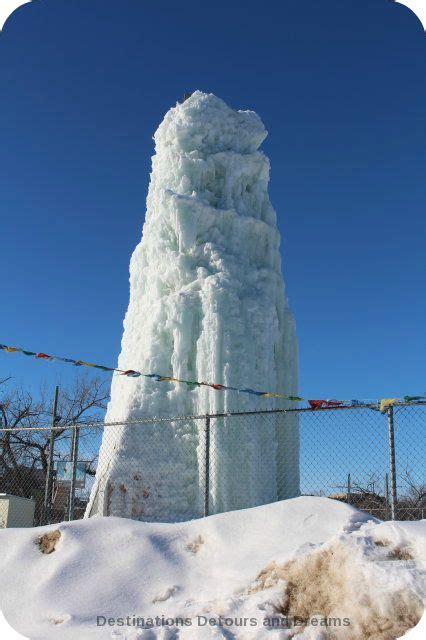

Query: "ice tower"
left=87, top=92, right=299, bottom=521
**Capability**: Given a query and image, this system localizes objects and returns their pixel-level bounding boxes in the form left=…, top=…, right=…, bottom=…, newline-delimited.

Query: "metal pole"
left=42, top=385, right=59, bottom=525
left=385, top=473, right=390, bottom=520
left=347, top=473, right=351, bottom=505
left=204, top=415, right=210, bottom=517
left=68, top=426, right=80, bottom=521
left=387, top=406, right=398, bottom=520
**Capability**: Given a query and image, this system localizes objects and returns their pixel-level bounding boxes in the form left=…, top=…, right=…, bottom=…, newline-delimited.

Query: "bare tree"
left=398, top=468, right=426, bottom=520
left=0, top=376, right=109, bottom=502
left=330, top=472, right=388, bottom=519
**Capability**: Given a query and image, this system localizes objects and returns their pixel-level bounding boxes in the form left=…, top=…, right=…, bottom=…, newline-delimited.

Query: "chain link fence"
left=1, top=403, right=424, bottom=527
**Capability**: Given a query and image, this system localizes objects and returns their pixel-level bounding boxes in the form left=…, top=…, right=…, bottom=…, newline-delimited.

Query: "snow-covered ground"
left=0, top=497, right=424, bottom=639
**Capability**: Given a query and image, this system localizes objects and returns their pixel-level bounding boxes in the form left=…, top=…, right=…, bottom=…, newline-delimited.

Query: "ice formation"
left=87, top=91, right=299, bottom=522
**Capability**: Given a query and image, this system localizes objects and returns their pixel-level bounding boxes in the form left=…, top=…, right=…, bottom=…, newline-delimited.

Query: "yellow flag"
left=380, top=398, right=399, bottom=412
left=5, top=347, right=19, bottom=352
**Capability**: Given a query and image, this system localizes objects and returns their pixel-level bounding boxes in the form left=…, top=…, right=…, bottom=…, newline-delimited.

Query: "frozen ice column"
left=86, top=91, right=299, bottom=521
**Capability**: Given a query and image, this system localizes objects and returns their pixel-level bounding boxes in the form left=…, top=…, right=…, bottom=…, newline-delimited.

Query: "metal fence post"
left=204, top=415, right=210, bottom=517
left=42, top=385, right=59, bottom=525
left=68, top=426, right=80, bottom=521
left=385, top=472, right=390, bottom=520
left=347, top=473, right=351, bottom=505
left=387, top=406, right=398, bottom=520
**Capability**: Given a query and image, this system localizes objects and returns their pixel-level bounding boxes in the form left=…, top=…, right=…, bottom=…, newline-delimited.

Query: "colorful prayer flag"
left=379, top=398, right=399, bottom=412
left=240, top=388, right=264, bottom=396
left=36, top=353, right=53, bottom=360
left=403, top=395, right=424, bottom=402
left=308, top=400, right=326, bottom=409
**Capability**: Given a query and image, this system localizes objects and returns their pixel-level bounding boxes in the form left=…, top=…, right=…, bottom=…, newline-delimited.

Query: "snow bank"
left=0, top=497, right=424, bottom=639
left=87, top=91, right=299, bottom=521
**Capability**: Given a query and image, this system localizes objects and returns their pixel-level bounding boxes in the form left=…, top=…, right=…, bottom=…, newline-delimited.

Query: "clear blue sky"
left=0, top=0, right=425, bottom=401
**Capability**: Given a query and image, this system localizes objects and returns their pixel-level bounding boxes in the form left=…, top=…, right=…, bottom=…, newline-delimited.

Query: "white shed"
left=0, top=493, right=35, bottom=528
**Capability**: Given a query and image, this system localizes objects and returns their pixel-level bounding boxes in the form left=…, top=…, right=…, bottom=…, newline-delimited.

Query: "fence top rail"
left=0, top=401, right=425, bottom=433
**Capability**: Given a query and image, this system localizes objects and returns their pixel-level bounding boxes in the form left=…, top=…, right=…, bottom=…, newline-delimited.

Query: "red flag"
left=308, top=400, right=326, bottom=409
left=122, top=370, right=141, bottom=377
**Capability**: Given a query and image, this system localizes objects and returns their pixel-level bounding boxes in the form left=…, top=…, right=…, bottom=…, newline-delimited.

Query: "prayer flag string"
left=0, top=342, right=424, bottom=410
